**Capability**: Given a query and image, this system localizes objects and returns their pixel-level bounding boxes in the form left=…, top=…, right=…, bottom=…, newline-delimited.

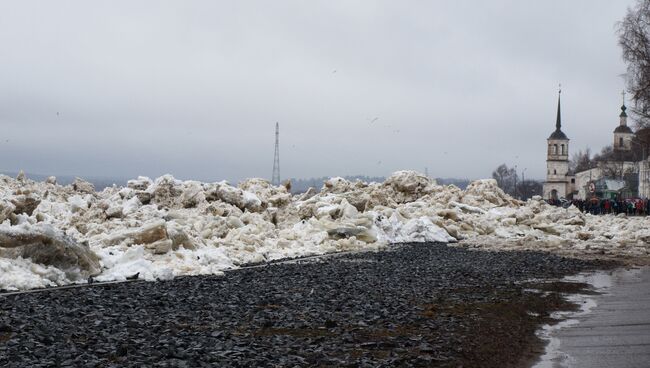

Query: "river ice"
left=1, top=170, right=649, bottom=290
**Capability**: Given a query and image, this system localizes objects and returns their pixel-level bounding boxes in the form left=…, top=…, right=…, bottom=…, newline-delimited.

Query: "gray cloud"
left=0, top=0, right=636, bottom=182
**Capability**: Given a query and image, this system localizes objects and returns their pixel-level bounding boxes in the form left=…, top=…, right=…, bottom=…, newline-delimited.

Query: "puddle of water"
left=534, top=294, right=600, bottom=368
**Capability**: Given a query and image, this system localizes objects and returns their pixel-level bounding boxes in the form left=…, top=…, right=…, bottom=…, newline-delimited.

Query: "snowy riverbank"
left=1, top=170, right=649, bottom=290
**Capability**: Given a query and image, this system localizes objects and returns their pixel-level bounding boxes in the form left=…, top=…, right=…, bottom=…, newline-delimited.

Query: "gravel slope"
left=0, top=244, right=615, bottom=367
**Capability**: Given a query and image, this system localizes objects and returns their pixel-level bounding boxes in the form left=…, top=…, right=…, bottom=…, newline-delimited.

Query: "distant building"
left=639, top=159, right=650, bottom=198
left=613, top=103, right=634, bottom=150
left=544, top=89, right=650, bottom=200
left=543, top=90, right=575, bottom=200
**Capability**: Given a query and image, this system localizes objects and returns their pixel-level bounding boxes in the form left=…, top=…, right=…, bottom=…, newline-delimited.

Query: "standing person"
left=628, top=200, right=631, bottom=215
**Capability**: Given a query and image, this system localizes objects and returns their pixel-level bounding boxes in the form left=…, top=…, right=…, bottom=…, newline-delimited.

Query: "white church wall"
left=543, top=182, right=568, bottom=199
left=613, top=132, right=633, bottom=150
left=639, top=159, right=650, bottom=198
left=575, top=168, right=602, bottom=199
left=546, top=160, right=569, bottom=181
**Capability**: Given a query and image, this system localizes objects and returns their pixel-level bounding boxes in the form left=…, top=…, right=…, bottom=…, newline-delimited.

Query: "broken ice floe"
left=1, top=170, right=648, bottom=291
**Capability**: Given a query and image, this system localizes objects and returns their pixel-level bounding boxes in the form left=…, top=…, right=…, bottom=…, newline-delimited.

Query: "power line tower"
left=272, top=122, right=280, bottom=186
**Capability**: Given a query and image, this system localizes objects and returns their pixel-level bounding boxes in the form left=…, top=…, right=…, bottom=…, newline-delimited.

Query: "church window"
left=554, top=144, right=558, bottom=154
left=619, top=137, right=624, bottom=147
left=561, top=144, right=565, bottom=155
left=571, top=178, right=575, bottom=183
left=553, top=169, right=557, bottom=174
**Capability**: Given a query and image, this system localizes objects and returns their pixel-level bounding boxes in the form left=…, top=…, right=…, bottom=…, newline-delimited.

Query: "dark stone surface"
left=0, top=243, right=615, bottom=367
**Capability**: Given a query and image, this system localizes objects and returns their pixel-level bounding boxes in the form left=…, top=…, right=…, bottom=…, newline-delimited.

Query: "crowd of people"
left=547, top=197, right=650, bottom=216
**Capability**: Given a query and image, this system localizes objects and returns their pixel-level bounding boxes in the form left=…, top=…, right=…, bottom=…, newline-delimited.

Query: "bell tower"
left=543, top=87, right=572, bottom=200
left=613, top=91, right=633, bottom=151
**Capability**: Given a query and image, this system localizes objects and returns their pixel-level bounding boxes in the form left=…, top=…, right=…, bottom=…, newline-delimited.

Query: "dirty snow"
left=1, top=170, right=648, bottom=290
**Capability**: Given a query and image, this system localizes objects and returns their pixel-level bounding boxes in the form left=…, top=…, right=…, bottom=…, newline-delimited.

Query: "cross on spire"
left=556, top=86, right=562, bottom=130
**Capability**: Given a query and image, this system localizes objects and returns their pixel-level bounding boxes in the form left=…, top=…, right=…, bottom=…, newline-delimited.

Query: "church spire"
left=614, top=89, right=633, bottom=138
left=556, top=85, right=562, bottom=130
left=548, top=85, right=569, bottom=140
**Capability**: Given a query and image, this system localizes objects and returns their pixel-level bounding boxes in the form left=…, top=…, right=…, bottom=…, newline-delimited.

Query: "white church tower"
left=613, top=92, right=633, bottom=151
left=543, top=88, right=574, bottom=200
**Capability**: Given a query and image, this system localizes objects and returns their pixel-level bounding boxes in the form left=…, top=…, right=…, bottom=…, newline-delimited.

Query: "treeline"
left=491, top=164, right=543, bottom=200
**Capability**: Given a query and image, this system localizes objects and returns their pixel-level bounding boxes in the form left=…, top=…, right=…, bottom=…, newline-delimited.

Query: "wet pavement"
left=535, top=266, right=650, bottom=368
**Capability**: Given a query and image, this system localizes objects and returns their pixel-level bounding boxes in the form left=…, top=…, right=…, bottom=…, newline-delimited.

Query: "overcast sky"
left=0, top=1, right=637, bottom=183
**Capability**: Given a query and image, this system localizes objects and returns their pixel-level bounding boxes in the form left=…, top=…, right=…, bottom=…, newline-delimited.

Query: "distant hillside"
left=0, top=171, right=127, bottom=190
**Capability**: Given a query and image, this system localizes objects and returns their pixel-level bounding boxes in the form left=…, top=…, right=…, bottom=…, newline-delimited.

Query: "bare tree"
left=593, top=145, right=615, bottom=162
left=632, top=127, right=650, bottom=159
left=491, top=164, right=516, bottom=195
left=592, top=144, right=638, bottom=178
left=618, top=0, right=650, bottom=128
left=519, top=180, right=543, bottom=200
left=569, top=148, right=595, bottom=173
left=600, top=162, right=636, bottom=180
left=593, top=145, right=623, bottom=178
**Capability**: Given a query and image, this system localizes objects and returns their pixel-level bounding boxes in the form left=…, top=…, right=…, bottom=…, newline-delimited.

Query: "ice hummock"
left=0, top=171, right=648, bottom=291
